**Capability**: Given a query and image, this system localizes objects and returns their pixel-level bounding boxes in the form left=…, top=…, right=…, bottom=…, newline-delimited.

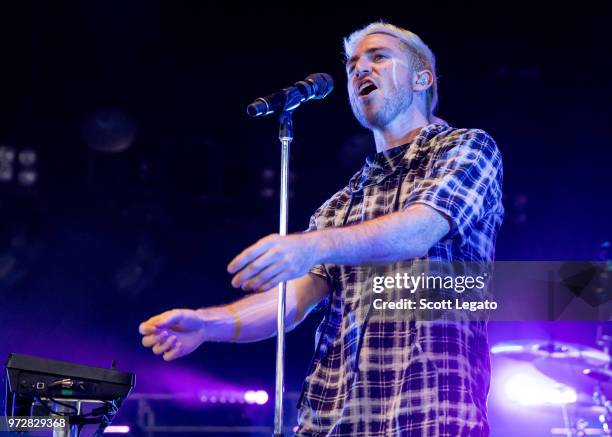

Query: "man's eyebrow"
left=346, top=47, right=390, bottom=67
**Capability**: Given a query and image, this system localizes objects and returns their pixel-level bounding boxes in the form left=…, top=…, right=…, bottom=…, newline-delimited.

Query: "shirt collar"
left=349, top=123, right=448, bottom=192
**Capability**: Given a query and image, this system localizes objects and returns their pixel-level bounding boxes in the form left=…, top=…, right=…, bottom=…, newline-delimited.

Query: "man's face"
left=346, top=33, right=415, bottom=130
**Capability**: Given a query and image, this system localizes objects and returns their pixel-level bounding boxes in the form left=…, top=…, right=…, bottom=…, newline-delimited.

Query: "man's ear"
left=413, top=70, right=434, bottom=92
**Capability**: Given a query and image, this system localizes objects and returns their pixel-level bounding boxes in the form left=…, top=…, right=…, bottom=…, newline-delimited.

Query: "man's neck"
left=372, top=111, right=430, bottom=153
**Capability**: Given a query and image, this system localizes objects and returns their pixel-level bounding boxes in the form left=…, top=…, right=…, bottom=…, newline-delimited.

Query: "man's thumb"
left=155, top=310, right=184, bottom=328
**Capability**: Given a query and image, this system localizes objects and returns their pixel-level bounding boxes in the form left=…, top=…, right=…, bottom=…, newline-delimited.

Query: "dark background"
left=0, top=2, right=610, bottom=436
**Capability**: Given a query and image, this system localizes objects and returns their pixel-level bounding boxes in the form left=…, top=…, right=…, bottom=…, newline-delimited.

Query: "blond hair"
left=344, top=22, right=438, bottom=116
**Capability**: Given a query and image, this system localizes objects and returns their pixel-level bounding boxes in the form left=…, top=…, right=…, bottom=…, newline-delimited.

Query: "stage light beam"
left=103, top=425, right=130, bottom=433
left=504, top=373, right=577, bottom=406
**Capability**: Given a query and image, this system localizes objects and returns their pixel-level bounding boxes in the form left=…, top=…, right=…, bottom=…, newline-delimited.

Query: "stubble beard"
left=350, top=89, right=413, bottom=131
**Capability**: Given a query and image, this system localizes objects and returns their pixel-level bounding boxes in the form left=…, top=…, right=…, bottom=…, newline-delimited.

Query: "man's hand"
left=228, top=233, right=323, bottom=292
left=139, top=309, right=207, bottom=361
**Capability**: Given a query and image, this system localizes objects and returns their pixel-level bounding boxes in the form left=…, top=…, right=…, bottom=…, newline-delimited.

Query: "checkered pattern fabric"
left=296, top=124, right=504, bottom=436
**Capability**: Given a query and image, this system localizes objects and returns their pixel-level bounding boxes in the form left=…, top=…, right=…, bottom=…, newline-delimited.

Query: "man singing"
left=140, top=22, right=503, bottom=436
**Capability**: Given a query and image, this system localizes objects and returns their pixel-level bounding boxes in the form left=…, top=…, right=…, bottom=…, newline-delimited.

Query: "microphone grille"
left=306, top=73, right=334, bottom=99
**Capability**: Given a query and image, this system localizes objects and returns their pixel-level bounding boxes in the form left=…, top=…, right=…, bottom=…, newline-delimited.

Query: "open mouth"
left=358, top=82, right=378, bottom=97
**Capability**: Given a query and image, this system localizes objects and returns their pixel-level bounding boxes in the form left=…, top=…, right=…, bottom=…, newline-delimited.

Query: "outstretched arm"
left=228, top=203, right=449, bottom=292
left=229, top=130, right=503, bottom=292
left=139, top=273, right=329, bottom=361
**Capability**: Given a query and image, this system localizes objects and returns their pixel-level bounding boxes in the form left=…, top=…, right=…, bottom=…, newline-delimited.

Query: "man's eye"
left=373, top=54, right=386, bottom=62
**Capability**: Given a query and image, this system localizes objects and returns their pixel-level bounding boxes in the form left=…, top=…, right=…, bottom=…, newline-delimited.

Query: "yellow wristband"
left=227, top=306, right=241, bottom=341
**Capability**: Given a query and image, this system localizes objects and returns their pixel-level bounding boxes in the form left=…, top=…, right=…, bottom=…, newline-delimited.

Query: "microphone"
left=246, top=73, right=334, bottom=117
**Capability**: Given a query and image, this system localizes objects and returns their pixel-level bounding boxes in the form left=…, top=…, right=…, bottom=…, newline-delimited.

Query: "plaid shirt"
left=296, top=124, right=504, bottom=436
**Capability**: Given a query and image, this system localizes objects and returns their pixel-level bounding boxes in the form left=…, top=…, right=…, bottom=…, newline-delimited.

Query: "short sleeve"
left=303, top=213, right=333, bottom=312
left=403, top=130, right=503, bottom=243
left=304, top=213, right=333, bottom=285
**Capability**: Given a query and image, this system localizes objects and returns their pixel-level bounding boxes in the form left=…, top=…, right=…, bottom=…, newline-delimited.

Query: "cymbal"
left=492, top=340, right=611, bottom=396
left=491, top=340, right=610, bottom=367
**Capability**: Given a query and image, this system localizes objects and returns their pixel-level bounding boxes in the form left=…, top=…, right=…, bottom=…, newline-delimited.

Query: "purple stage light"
left=504, top=372, right=577, bottom=406
left=199, top=389, right=268, bottom=405
left=490, top=344, right=525, bottom=354
left=244, top=390, right=269, bottom=405
left=103, top=425, right=130, bottom=434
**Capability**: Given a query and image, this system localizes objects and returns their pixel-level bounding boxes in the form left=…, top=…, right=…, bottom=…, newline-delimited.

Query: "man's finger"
left=139, top=310, right=177, bottom=333
left=231, top=250, right=280, bottom=289
left=243, top=262, right=285, bottom=291
left=227, top=236, right=275, bottom=274
left=256, top=272, right=285, bottom=293
left=152, top=310, right=185, bottom=329
left=153, top=335, right=177, bottom=355
left=163, top=341, right=183, bottom=361
left=142, top=331, right=168, bottom=347
left=139, top=322, right=160, bottom=335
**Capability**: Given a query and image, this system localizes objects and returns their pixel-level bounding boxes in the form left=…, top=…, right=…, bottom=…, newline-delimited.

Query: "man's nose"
left=354, top=59, right=372, bottom=78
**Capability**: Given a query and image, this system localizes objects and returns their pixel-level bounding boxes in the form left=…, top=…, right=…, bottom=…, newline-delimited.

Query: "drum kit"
left=492, top=325, right=612, bottom=436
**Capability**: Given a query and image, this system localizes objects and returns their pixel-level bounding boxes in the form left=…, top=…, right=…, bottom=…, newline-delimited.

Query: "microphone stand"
left=274, top=110, right=293, bottom=437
